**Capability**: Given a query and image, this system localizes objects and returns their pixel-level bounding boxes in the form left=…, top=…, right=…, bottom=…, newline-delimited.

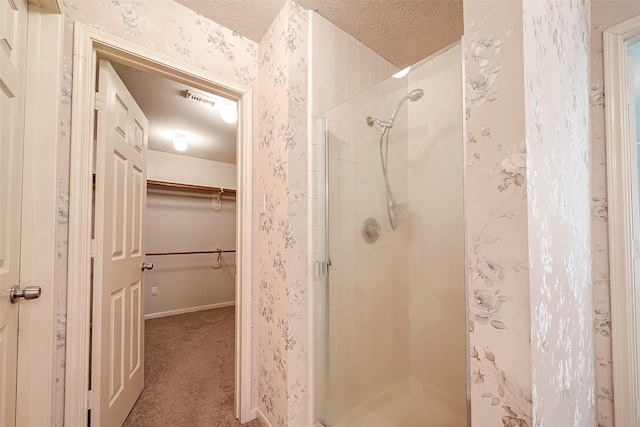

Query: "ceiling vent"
left=185, top=90, right=216, bottom=108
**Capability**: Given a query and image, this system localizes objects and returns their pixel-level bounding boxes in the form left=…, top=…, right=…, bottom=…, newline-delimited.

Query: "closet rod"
left=146, top=249, right=236, bottom=256
left=147, top=179, right=237, bottom=195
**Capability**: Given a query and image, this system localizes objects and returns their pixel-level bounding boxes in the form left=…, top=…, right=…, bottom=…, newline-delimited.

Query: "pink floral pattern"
left=57, top=1, right=258, bottom=425
left=464, top=2, right=533, bottom=424
left=466, top=1, right=598, bottom=425
left=52, top=0, right=631, bottom=426
left=257, top=2, right=309, bottom=426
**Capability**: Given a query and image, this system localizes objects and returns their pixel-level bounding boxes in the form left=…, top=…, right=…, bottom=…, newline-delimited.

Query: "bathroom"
left=39, top=0, right=638, bottom=426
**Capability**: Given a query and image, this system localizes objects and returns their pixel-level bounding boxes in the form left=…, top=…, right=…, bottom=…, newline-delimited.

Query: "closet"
left=144, top=179, right=237, bottom=318
left=105, top=62, right=239, bottom=320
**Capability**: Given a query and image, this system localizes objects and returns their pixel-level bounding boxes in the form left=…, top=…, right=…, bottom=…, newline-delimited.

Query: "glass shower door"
left=315, top=43, right=468, bottom=427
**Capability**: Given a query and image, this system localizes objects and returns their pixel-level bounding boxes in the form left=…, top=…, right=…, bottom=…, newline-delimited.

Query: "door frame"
left=17, top=2, right=63, bottom=426
left=64, top=23, right=254, bottom=425
left=604, top=13, right=640, bottom=427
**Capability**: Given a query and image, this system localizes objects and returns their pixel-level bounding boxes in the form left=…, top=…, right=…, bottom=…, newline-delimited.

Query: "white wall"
left=406, top=43, right=466, bottom=409
left=147, top=149, right=236, bottom=190
left=145, top=150, right=237, bottom=317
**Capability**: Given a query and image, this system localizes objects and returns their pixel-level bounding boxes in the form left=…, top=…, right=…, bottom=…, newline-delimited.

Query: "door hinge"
left=87, top=389, right=98, bottom=410
left=94, top=92, right=105, bottom=111
left=315, top=261, right=329, bottom=277
left=91, top=239, right=103, bottom=258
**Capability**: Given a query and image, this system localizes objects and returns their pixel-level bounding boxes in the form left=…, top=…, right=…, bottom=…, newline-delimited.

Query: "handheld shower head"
left=365, top=88, right=424, bottom=231
left=389, top=88, right=424, bottom=122
left=407, top=88, right=424, bottom=102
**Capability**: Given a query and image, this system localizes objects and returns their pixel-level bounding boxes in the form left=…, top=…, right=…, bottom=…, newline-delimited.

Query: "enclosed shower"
left=314, top=42, right=467, bottom=427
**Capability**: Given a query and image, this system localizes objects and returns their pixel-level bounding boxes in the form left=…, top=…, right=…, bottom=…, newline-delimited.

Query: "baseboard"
left=144, top=301, right=235, bottom=319
left=256, top=408, right=273, bottom=427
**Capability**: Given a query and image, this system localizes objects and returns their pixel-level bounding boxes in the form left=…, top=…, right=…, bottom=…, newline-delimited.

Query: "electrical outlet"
left=151, top=286, right=158, bottom=296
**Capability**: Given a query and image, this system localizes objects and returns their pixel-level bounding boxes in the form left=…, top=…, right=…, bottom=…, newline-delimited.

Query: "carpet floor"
left=122, top=307, right=261, bottom=427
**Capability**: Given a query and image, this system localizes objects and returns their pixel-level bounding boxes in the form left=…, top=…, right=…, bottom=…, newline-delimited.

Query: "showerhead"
left=389, top=88, right=424, bottom=122
left=407, top=88, right=424, bottom=102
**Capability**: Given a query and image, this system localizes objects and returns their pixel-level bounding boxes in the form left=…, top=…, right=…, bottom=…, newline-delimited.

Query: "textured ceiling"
left=296, top=0, right=463, bottom=68
left=176, top=0, right=287, bottom=42
left=176, top=0, right=463, bottom=68
left=111, top=63, right=237, bottom=164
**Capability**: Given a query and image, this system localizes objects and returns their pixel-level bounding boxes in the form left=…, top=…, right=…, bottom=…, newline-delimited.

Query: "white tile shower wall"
left=309, top=13, right=398, bottom=120
left=308, top=11, right=399, bottom=425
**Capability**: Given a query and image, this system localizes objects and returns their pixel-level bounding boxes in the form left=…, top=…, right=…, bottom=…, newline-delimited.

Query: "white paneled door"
left=0, top=0, right=28, bottom=425
left=92, top=60, right=149, bottom=426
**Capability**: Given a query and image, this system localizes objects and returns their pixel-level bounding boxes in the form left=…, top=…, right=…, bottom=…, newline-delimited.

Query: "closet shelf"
left=146, top=249, right=236, bottom=256
left=147, top=179, right=236, bottom=196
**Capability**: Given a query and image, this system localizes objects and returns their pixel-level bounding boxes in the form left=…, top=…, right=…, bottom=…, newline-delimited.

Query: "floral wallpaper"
left=57, top=1, right=259, bottom=425
left=466, top=0, right=598, bottom=425
left=466, top=1, right=596, bottom=426
left=256, top=2, right=309, bottom=426
left=590, top=2, right=640, bottom=426
left=464, top=2, right=533, bottom=425
left=522, top=0, right=594, bottom=425
left=49, top=0, right=624, bottom=425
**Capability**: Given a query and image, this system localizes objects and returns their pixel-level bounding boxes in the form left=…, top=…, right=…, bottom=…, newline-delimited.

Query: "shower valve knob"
left=362, top=218, right=381, bottom=243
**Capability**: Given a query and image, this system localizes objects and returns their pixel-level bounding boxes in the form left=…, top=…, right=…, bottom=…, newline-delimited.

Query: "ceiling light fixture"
left=184, top=88, right=237, bottom=124
left=220, top=101, right=238, bottom=124
left=173, top=134, right=188, bottom=152
left=392, top=66, right=411, bottom=79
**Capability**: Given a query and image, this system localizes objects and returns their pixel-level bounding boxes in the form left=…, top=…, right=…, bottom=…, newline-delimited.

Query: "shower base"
left=325, top=378, right=463, bottom=427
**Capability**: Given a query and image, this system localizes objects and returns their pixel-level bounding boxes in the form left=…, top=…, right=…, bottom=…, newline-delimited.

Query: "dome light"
left=220, top=101, right=238, bottom=124
left=173, top=134, right=188, bottom=152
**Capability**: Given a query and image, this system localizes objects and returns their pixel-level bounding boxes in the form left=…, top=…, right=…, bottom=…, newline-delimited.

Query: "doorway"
left=65, top=23, right=254, bottom=426
left=603, top=13, right=640, bottom=427
left=94, top=59, right=244, bottom=425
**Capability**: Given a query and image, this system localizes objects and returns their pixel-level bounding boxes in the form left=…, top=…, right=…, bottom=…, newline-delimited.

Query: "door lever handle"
left=141, top=262, right=154, bottom=271
left=10, top=286, right=41, bottom=304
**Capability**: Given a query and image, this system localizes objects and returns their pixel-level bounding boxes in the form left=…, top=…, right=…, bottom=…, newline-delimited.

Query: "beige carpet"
left=123, top=307, right=261, bottom=427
